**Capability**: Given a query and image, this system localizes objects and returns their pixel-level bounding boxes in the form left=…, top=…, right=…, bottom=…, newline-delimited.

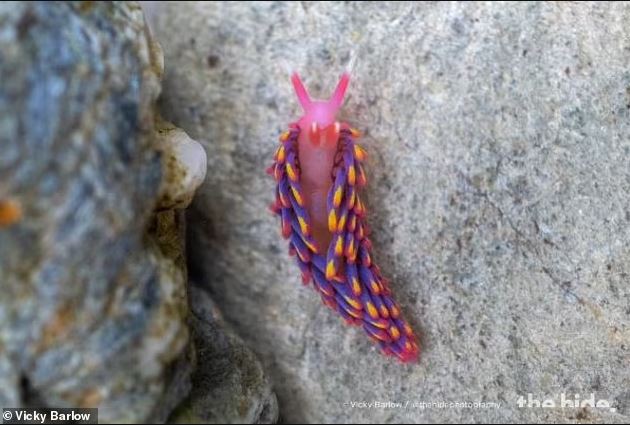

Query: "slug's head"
left=291, top=71, right=350, bottom=145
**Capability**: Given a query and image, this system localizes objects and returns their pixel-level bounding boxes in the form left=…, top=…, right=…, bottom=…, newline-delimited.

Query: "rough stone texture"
left=170, top=285, right=278, bottom=424
left=0, top=2, right=191, bottom=421
left=152, top=2, right=630, bottom=423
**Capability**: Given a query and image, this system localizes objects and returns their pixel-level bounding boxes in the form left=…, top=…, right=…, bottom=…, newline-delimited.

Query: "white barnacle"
left=155, top=119, right=207, bottom=209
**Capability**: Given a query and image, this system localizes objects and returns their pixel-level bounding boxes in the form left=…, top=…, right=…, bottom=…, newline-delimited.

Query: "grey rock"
left=169, top=285, right=278, bottom=424
left=0, top=2, right=190, bottom=422
left=152, top=1, right=630, bottom=423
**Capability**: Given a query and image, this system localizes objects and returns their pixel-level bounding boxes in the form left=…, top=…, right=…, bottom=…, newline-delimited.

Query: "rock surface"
left=152, top=2, right=630, bottom=423
left=0, top=2, right=192, bottom=421
left=170, top=285, right=278, bottom=424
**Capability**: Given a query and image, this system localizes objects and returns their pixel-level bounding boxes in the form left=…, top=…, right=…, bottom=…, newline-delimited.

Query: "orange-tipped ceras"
left=267, top=70, right=419, bottom=362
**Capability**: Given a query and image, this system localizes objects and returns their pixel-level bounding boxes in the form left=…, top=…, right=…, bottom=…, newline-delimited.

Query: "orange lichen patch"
left=0, top=199, right=22, bottom=229
left=78, top=1, right=96, bottom=13
left=58, top=386, right=104, bottom=410
left=79, top=388, right=103, bottom=408
left=36, top=305, right=75, bottom=352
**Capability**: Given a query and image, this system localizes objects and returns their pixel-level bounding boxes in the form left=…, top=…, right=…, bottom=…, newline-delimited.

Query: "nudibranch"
left=267, top=70, right=419, bottom=362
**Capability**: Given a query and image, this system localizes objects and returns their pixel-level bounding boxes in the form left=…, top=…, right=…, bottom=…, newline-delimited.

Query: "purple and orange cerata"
left=266, top=67, right=419, bottom=363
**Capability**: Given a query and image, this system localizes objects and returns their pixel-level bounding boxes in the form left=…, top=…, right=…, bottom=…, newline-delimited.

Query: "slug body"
left=297, top=122, right=338, bottom=252
left=267, top=71, right=419, bottom=362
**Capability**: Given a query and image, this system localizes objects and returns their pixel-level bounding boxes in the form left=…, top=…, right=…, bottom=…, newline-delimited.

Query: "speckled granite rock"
left=169, top=285, right=278, bottom=424
left=0, top=2, right=197, bottom=421
left=152, top=2, right=630, bottom=423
